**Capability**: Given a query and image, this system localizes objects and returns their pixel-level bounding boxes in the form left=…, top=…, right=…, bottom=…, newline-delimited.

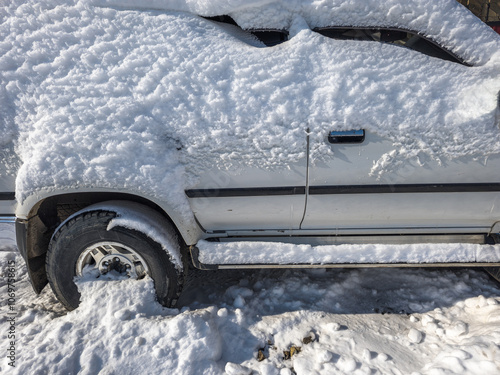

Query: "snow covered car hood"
left=1, top=0, right=500, bottom=223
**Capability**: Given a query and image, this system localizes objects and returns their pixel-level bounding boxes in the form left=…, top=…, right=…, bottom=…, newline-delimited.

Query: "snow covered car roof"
left=94, top=0, right=500, bottom=66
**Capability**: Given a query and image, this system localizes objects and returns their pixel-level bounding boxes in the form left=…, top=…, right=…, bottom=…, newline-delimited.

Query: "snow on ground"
left=1, top=224, right=500, bottom=374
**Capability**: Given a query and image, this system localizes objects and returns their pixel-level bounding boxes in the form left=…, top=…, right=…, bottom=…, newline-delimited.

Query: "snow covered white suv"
left=2, top=0, right=500, bottom=310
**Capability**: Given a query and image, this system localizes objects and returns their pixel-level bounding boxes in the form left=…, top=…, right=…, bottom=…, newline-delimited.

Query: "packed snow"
left=1, top=0, right=500, bottom=223
left=1, top=226, right=500, bottom=374
left=197, top=240, right=500, bottom=265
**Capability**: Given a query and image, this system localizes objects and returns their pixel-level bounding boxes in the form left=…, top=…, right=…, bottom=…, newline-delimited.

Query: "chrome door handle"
left=328, top=129, right=365, bottom=144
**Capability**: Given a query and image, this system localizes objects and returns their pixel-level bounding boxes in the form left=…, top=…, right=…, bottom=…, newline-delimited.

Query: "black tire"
left=46, top=210, right=183, bottom=310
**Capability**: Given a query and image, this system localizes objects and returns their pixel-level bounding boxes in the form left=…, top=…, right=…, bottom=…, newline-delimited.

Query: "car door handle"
left=328, top=129, right=365, bottom=144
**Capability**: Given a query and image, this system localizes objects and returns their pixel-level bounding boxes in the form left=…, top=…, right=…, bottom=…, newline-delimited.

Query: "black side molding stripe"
left=185, top=186, right=306, bottom=198
left=309, top=183, right=500, bottom=195
left=0, top=192, right=15, bottom=200
left=186, top=183, right=500, bottom=198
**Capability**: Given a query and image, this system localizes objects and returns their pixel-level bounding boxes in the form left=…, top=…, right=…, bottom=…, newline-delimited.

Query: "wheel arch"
left=17, top=190, right=200, bottom=294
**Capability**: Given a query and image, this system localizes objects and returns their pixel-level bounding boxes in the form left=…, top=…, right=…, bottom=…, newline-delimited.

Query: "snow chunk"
left=317, top=349, right=334, bottom=363
left=408, top=328, right=423, bottom=344
left=225, top=362, right=252, bottom=375
left=421, top=314, right=436, bottom=326
left=377, top=353, right=389, bottom=362
left=218, top=308, right=229, bottom=318
left=445, top=321, right=468, bottom=338
left=234, top=295, right=246, bottom=308
left=135, top=337, right=146, bottom=345
left=324, top=322, right=341, bottom=332
left=337, top=355, right=357, bottom=372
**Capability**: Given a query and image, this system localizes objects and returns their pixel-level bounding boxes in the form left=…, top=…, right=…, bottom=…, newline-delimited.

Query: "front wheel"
left=46, top=210, right=183, bottom=310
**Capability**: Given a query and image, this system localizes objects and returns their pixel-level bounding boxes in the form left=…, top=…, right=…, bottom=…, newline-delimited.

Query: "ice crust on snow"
left=197, top=240, right=500, bottom=264
left=1, top=0, right=500, bottom=222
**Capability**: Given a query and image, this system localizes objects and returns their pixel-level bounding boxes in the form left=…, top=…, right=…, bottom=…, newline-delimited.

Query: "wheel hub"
left=76, top=242, right=150, bottom=279
left=98, top=254, right=134, bottom=276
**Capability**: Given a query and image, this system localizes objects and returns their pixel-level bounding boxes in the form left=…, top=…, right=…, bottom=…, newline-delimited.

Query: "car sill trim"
left=0, top=215, right=16, bottom=223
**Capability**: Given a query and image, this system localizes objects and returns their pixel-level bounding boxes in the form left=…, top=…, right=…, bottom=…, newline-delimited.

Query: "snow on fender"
left=55, top=201, right=183, bottom=270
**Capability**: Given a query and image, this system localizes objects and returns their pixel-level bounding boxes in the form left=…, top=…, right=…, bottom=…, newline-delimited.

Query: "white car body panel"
left=186, top=163, right=307, bottom=231
left=303, top=131, right=500, bottom=231
left=0, top=147, right=17, bottom=219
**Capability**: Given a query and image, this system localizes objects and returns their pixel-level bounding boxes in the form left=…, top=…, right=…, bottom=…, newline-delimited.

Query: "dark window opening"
left=203, top=15, right=238, bottom=26
left=487, top=21, right=500, bottom=35
left=314, top=27, right=467, bottom=65
left=203, top=16, right=288, bottom=47
left=247, top=29, right=289, bottom=46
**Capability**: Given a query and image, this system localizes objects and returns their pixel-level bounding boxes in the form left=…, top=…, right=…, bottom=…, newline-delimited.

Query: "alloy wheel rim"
left=76, top=241, right=150, bottom=279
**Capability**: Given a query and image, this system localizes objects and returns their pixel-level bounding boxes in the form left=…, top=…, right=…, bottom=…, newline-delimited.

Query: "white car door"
left=301, top=28, right=500, bottom=235
left=185, top=162, right=307, bottom=232
left=302, top=130, right=500, bottom=234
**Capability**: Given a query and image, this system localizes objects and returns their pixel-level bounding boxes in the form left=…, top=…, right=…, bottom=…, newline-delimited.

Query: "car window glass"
left=314, top=27, right=467, bottom=65
left=204, top=15, right=288, bottom=47
left=247, top=29, right=289, bottom=46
